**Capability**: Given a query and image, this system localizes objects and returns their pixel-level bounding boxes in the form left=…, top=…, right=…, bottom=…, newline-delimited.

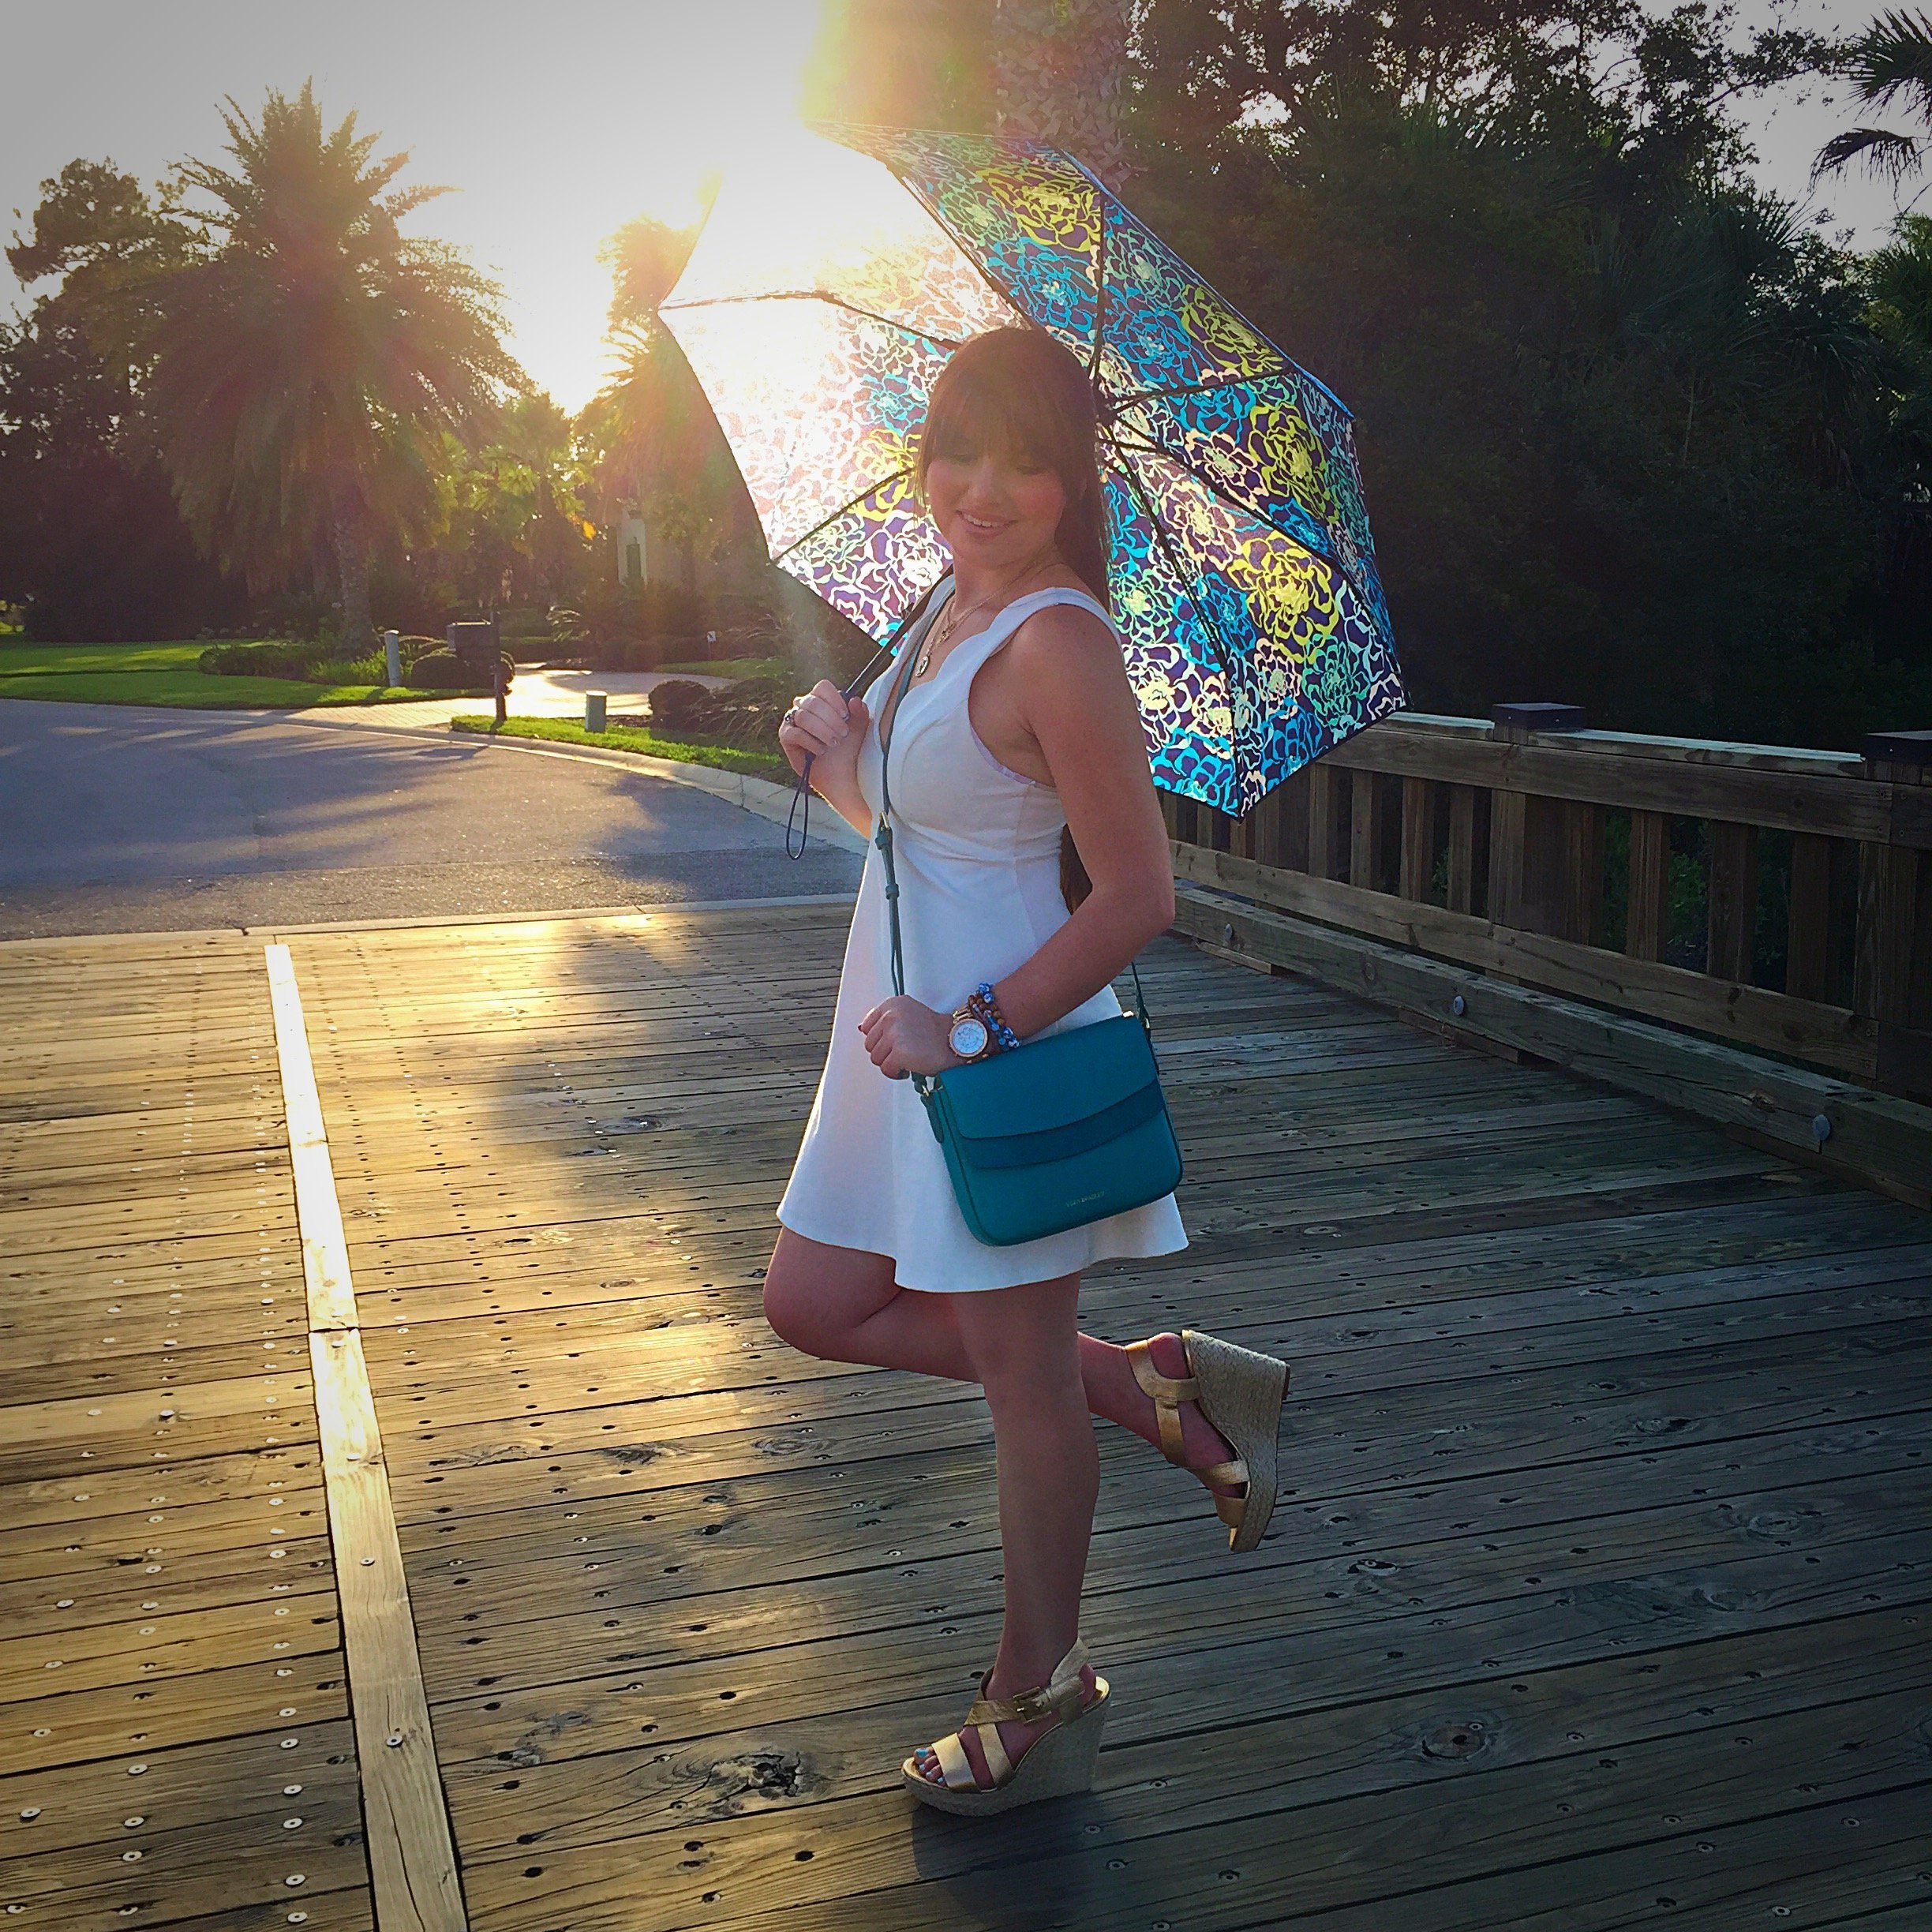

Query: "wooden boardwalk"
left=5, top=902, right=1930, bottom=1932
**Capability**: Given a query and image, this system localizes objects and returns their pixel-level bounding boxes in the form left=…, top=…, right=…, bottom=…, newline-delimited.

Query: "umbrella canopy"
left=659, top=124, right=1402, bottom=814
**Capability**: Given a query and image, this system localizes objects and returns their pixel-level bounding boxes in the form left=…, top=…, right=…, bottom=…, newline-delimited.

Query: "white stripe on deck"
left=265, top=942, right=469, bottom=1932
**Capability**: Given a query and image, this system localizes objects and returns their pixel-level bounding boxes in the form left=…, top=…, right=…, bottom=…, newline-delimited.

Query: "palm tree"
left=1816, top=9, right=1932, bottom=184
left=145, top=84, right=520, bottom=649
left=578, top=213, right=755, bottom=565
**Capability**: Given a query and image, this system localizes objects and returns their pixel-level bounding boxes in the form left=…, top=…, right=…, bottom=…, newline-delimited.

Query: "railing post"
left=1707, top=822, right=1759, bottom=983
left=1309, top=765, right=1346, bottom=880
left=1350, top=769, right=1383, bottom=890
left=1786, top=833, right=1836, bottom=1001
left=1490, top=704, right=1590, bottom=938
left=1627, top=810, right=1671, bottom=962
left=1399, top=776, right=1435, bottom=902
left=1228, top=802, right=1253, bottom=860
left=1447, top=784, right=1481, bottom=915
left=1858, top=730, right=1932, bottom=1095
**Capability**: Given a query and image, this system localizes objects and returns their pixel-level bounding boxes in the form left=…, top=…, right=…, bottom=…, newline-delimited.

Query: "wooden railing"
left=1161, top=710, right=1932, bottom=1109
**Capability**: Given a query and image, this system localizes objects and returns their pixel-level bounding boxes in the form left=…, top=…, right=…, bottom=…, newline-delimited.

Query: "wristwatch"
left=947, top=1006, right=991, bottom=1062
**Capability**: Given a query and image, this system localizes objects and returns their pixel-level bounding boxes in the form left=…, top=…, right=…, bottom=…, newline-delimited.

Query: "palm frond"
left=1812, top=125, right=1923, bottom=182
left=1848, top=9, right=1932, bottom=108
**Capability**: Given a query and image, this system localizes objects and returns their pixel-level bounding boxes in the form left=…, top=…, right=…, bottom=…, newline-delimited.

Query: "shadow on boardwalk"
left=3, top=904, right=1928, bottom=1932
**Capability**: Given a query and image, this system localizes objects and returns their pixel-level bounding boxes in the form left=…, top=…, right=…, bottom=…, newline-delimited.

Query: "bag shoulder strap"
left=873, top=602, right=1153, bottom=1049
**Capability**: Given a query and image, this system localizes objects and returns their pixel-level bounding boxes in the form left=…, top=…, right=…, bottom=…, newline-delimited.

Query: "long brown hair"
left=915, top=327, right=1111, bottom=906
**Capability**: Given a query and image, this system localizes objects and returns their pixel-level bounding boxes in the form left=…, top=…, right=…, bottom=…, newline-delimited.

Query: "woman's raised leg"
left=763, top=1228, right=1237, bottom=1481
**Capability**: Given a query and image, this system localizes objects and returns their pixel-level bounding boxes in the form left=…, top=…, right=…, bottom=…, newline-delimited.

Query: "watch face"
left=949, top=1017, right=989, bottom=1059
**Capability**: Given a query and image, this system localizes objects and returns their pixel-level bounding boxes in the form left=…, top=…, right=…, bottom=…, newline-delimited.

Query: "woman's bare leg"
left=923, top=1274, right=1100, bottom=1788
left=764, top=1227, right=1234, bottom=1475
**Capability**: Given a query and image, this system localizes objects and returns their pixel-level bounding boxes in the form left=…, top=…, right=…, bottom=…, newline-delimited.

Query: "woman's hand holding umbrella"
left=779, top=679, right=867, bottom=774
left=780, top=682, right=873, bottom=835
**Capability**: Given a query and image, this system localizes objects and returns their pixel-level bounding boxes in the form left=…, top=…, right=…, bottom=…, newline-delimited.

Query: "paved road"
left=0, top=702, right=860, bottom=938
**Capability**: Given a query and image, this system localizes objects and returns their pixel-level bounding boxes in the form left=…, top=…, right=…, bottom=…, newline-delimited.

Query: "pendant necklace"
left=915, top=586, right=994, bottom=679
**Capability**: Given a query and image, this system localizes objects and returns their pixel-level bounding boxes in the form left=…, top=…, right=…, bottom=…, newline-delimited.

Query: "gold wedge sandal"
left=1127, top=1329, right=1288, bottom=1553
left=901, top=1639, right=1110, bottom=1816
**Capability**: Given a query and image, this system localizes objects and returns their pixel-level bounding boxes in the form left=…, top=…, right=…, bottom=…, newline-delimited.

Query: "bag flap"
left=934, top=1015, right=1157, bottom=1140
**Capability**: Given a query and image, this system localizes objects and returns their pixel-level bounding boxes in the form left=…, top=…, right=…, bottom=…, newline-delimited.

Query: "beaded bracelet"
left=968, top=981, right=1022, bottom=1053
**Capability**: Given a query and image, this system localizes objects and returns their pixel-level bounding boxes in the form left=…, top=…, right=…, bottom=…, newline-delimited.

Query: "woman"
left=769, top=326, right=1288, bottom=1816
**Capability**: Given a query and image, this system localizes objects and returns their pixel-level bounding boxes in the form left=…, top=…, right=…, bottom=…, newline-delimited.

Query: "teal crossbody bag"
left=873, top=632, right=1183, bottom=1248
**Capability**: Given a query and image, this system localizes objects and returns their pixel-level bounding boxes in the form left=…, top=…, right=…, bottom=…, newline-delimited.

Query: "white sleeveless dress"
left=777, top=582, right=1189, bottom=1293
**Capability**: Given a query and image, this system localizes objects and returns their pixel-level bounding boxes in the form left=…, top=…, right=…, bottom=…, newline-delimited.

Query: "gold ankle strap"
left=967, top=1638, right=1091, bottom=1726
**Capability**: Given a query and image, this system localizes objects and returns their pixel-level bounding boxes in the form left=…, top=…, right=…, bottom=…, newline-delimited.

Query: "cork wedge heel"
left=1128, top=1328, right=1289, bottom=1553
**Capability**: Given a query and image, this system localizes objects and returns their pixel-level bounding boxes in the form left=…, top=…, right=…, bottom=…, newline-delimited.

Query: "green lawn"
left=450, top=713, right=788, bottom=781
left=654, top=655, right=792, bottom=681
left=0, top=639, right=482, bottom=708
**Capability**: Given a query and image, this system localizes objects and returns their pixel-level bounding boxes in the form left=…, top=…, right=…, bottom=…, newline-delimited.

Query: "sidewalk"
left=340, top=661, right=736, bottom=732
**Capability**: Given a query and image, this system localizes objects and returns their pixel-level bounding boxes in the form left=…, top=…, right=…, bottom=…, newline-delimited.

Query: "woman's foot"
left=1136, top=1331, right=1242, bottom=1501
left=909, top=1661, right=1100, bottom=1791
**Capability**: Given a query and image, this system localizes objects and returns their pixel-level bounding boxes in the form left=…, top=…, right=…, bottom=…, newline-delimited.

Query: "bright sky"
left=1, top=0, right=829, bottom=412
left=0, top=0, right=1911, bottom=414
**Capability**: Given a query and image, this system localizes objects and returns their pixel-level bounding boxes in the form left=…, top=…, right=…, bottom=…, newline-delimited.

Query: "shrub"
left=406, top=650, right=473, bottom=690
left=647, top=679, right=713, bottom=731
left=689, top=674, right=791, bottom=748
left=200, top=638, right=336, bottom=679
left=406, top=648, right=511, bottom=691
left=498, top=606, right=552, bottom=641
left=311, top=653, right=385, bottom=684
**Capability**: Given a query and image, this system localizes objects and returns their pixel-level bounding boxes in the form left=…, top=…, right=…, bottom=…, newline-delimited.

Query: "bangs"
left=920, top=371, right=1050, bottom=468
left=914, top=326, right=1098, bottom=492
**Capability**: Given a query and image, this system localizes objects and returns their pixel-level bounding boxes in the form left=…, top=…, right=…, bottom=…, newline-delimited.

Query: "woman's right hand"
left=778, top=680, right=869, bottom=782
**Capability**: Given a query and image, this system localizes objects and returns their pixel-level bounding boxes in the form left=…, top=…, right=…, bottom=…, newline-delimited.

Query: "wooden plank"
left=264, top=947, right=357, bottom=1331
left=308, top=1331, right=466, bottom=1932
left=1706, top=818, right=1758, bottom=983
left=1563, top=799, right=1604, bottom=945
left=1398, top=776, right=1433, bottom=902
left=1309, top=763, right=1345, bottom=880
left=1350, top=768, right=1381, bottom=889
left=1487, top=787, right=1526, bottom=930
left=1320, top=720, right=1909, bottom=845
left=1787, top=830, right=1836, bottom=1001
left=1446, top=783, right=1478, bottom=915
left=265, top=947, right=469, bottom=1932
left=1855, top=837, right=1929, bottom=1099
left=1170, top=844, right=1875, bottom=1081
left=1171, top=880, right=1932, bottom=1206
left=1626, top=807, right=1671, bottom=962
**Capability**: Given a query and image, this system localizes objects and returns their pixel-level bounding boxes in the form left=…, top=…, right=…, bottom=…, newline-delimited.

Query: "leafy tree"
left=427, top=392, right=591, bottom=611
left=0, top=302, right=242, bottom=638
left=142, top=84, right=521, bottom=650
left=0, top=165, right=237, bottom=639
left=1120, top=1, right=1927, bottom=747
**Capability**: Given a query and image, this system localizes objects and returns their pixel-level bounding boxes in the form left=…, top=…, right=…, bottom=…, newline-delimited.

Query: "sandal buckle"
left=1007, top=1685, right=1057, bottom=1724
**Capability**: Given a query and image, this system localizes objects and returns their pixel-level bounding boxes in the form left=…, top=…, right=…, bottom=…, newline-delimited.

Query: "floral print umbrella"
left=658, top=123, right=1402, bottom=814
